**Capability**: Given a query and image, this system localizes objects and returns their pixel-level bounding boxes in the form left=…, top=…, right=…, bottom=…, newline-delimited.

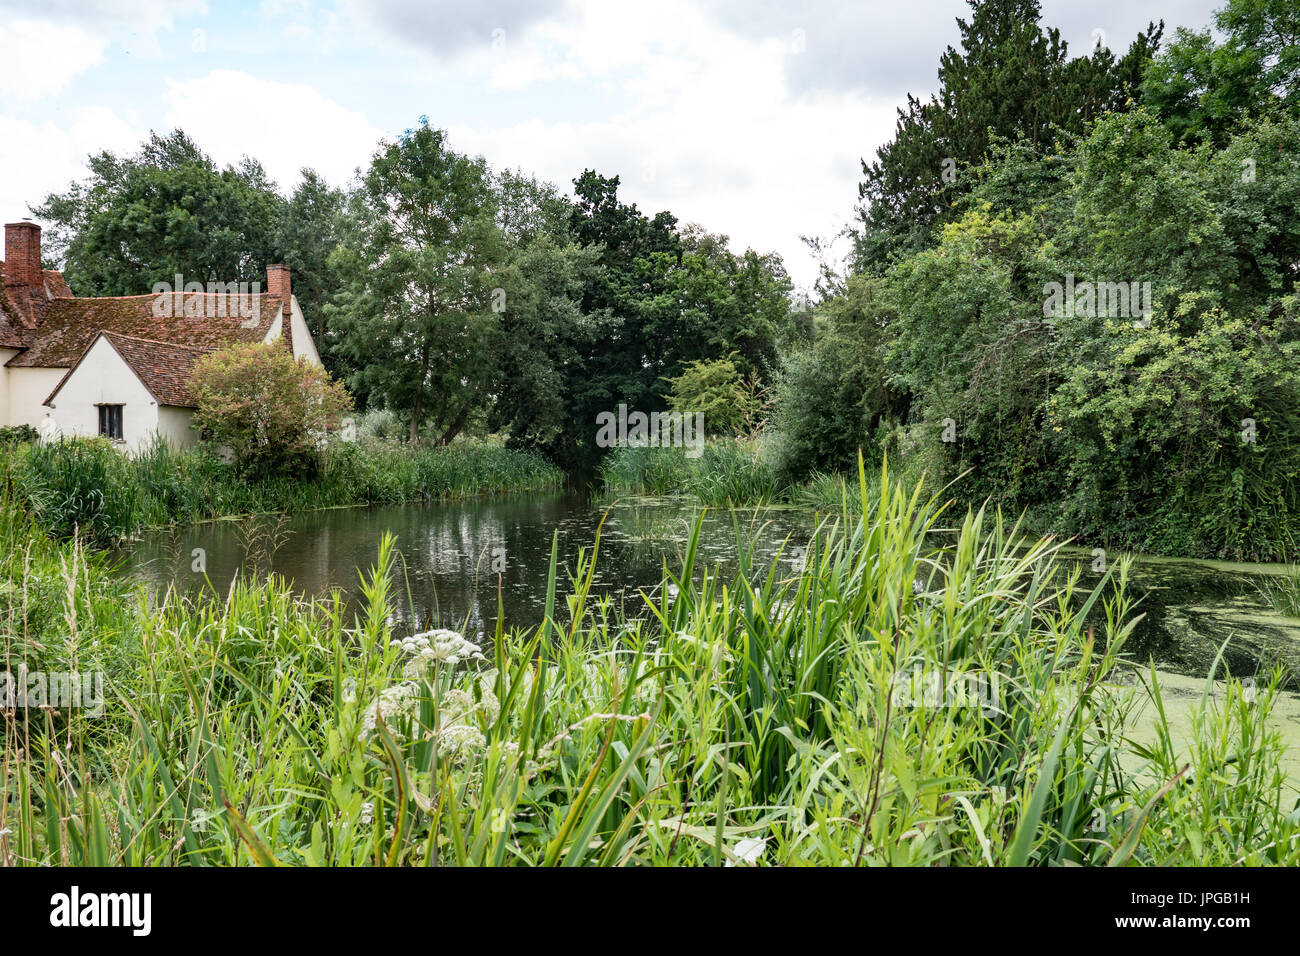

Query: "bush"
left=662, top=356, right=758, bottom=437
left=0, top=425, right=38, bottom=446
left=767, top=276, right=901, bottom=486
left=190, top=343, right=353, bottom=478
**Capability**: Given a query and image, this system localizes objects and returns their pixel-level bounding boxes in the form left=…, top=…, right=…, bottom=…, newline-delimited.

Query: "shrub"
left=0, top=425, right=38, bottom=447
left=662, top=356, right=757, bottom=436
left=190, top=343, right=353, bottom=478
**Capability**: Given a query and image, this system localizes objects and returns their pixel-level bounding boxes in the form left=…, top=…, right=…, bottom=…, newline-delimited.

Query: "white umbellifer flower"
left=441, top=689, right=475, bottom=719
left=396, top=629, right=485, bottom=674
left=359, top=681, right=418, bottom=736
left=359, top=802, right=374, bottom=825
left=725, top=837, right=767, bottom=866
left=439, top=683, right=501, bottom=726
left=438, top=723, right=487, bottom=763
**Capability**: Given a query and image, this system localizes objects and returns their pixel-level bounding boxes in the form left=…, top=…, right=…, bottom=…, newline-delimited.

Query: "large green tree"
left=855, top=0, right=1162, bottom=272
left=1143, top=0, right=1300, bottom=145
left=328, top=120, right=506, bottom=444
left=32, top=131, right=359, bottom=386
left=31, top=130, right=283, bottom=295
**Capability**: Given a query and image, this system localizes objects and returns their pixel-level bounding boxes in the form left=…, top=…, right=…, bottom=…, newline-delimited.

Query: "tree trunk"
left=437, top=399, right=473, bottom=446
left=410, top=340, right=431, bottom=444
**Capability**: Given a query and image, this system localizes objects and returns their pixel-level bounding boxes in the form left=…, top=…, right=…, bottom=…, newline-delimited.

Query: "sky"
left=0, top=0, right=1224, bottom=290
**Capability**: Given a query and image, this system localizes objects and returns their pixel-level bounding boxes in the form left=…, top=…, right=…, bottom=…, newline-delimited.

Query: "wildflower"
left=358, top=681, right=418, bottom=736
left=438, top=723, right=487, bottom=763
left=395, top=629, right=484, bottom=676
left=441, top=684, right=500, bottom=725
left=359, top=802, right=374, bottom=825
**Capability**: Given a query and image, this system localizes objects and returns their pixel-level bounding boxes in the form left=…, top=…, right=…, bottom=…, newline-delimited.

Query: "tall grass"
left=1261, top=565, right=1300, bottom=618
left=1, top=434, right=564, bottom=545
left=601, top=439, right=779, bottom=506
left=4, top=458, right=1295, bottom=866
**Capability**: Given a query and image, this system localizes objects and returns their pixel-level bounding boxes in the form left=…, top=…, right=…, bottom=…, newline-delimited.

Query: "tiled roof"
left=0, top=262, right=75, bottom=346
left=4, top=290, right=283, bottom=368
left=45, top=332, right=210, bottom=408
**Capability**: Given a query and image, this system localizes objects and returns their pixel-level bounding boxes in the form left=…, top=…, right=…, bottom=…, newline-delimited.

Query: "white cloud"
left=162, top=70, right=383, bottom=189
left=0, top=20, right=108, bottom=101
left=438, top=0, right=891, bottom=288
left=0, top=107, right=141, bottom=221
left=0, top=1, right=209, bottom=59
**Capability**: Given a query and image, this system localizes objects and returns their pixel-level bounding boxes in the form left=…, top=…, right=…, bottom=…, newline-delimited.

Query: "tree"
left=31, top=130, right=283, bottom=295
left=277, top=169, right=353, bottom=375
left=662, top=356, right=757, bottom=437
left=189, top=343, right=352, bottom=476
left=768, top=275, right=903, bottom=483
left=1143, top=0, right=1300, bottom=145
left=558, top=173, right=794, bottom=471
left=328, top=119, right=506, bottom=444
left=854, top=0, right=1162, bottom=272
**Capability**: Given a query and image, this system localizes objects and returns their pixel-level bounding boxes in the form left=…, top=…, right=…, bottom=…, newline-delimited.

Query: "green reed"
left=3, top=456, right=1296, bottom=866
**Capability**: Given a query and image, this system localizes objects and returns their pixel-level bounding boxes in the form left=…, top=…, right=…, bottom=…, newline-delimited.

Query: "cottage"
left=0, top=220, right=320, bottom=452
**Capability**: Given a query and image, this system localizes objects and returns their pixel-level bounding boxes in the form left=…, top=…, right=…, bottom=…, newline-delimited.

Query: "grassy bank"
left=3, top=462, right=1295, bottom=866
left=0, top=435, right=563, bottom=545
left=599, top=440, right=1300, bottom=563
left=600, top=440, right=914, bottom=513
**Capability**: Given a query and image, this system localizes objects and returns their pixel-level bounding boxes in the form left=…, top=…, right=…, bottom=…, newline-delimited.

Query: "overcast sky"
left=0, top=0, right=1223, bottom=289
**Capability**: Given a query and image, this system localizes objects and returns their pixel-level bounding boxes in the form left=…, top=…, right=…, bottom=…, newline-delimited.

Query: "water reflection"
left=115, top=493, right=1300, bottom=687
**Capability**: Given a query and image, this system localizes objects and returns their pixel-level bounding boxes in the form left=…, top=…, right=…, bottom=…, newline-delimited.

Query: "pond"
left=113, top=492, right=815, bottom=638
left=115, top=492, right=1300, bottom=685
left=114, top=491, right=1300, bottom=782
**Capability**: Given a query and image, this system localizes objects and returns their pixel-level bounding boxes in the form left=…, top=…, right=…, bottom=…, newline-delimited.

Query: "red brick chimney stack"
left=5, top=220, right=42, bottom=290
left=267, top=263, right=291, bottom=316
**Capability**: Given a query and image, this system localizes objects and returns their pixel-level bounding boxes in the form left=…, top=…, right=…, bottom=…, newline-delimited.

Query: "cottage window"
left=98, top=404, right=124, bottom=442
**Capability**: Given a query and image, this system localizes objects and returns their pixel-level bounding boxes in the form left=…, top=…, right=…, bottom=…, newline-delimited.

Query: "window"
left=98, top=404, right=123, bottom=441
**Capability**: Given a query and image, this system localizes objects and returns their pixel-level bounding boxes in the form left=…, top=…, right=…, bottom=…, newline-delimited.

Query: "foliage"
left=1, top=435, right=562, bottom=546
left=767, top=275, right=902, bottom=484
left=601, top=439, right=778, bottom=506
left=0, top=425, right=38, bottom=446
left=190, top=343, right=352, bottom=477
left=5, top=466, right=1296, bottom=866
left=327, top=119, right=505, bottom=445
left=1051, top=297, right=1300, bottom=560
left=662, top=356, right=756, bottom=437
left=855, top=0, right=1162, bottom=272
left=1142, top=0, right=1300, bottom=145
left=30, top=131, right=283, bottom=296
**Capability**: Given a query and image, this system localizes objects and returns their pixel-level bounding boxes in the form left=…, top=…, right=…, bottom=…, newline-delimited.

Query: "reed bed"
left=2, top=459, right=1295, bottom=866
left=600, top=439, right=779, bottom=507
left=0, top=435, right=564, bottom=546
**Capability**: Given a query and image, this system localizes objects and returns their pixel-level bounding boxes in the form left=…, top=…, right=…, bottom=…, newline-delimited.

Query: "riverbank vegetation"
left=6, top=0, right=1299, bottom=870
left=4, top=464, right=1295, bottom=866
left=0, top=434, right=562, bottom=546
left=32, top=0, right=1299, bottom=562
left=595, top=0, right=1300, bottom=563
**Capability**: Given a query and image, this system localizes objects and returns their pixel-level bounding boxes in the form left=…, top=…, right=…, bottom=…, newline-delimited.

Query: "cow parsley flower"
left=725, top=837, right=766, bottom=866
left=396, top=629, right=484, bottom=675
left=438, top=723, right=487, bottom=763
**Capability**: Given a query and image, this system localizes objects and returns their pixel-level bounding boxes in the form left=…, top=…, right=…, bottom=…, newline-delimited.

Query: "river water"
left=114, top=492, right=1300, bottom=780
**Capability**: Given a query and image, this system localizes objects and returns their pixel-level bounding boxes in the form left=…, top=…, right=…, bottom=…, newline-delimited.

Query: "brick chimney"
left=5, top=220, right=45, bottom=329
left=266, top=263, right=291, bottom=316
left=5, top=220, right=42, bottom=290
